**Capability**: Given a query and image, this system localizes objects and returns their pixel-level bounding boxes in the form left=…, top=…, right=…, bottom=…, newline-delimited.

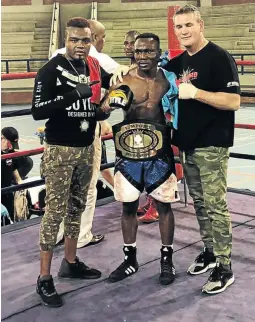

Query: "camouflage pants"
left=180, top=146, right=232, bottom=265
left=40, top=143, right=94, bottom=251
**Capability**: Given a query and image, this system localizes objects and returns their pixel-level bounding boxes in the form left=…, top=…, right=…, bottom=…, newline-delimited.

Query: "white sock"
left=162, top=244, right=173, bottom=250
left=124, top=242, right=136, bottom=248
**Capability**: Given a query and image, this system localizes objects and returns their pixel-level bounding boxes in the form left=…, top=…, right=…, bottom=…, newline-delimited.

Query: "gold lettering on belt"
left=115, top=123, right=163, bottom=159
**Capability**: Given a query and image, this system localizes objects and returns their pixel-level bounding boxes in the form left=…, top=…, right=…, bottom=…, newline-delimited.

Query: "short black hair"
left=135, top=33, right=160, bottom=48
left=66, top=17, right=90, bottom=29
left=125, top=30, right=140, bottom=38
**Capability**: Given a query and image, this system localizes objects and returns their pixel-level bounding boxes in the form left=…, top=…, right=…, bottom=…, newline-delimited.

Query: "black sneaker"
left=202, top=262, right=235, bottom=294
left=108, top=246, right=139, bottom=283
left=159, top=247, right=176, bottom=285
left=36, top=275, right=63, bottom=307
left=58, top=257, right=101, bottom=279
left=187, top=248, right=216, bottom=275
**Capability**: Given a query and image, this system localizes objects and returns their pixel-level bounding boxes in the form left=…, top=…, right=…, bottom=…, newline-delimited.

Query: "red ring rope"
left=1, top=133, right=114, bottom=160
left=2, top=124, right=255, bottom=161
left=1, top=69, right=254, bottom=160
left=235, top=60, right=255, bottom=66
left=1, top=57, right=255, bottom=81
left=1, top=147, right=44, bottom=160
left=1, top=72, right=37, bottom=81
left=235, top=124, right=255, bottom=130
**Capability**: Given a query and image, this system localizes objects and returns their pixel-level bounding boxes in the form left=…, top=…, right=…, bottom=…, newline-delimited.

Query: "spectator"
left=1, top=128, right=23, bottom=224
left=1, top=127, right=33, bottom=179
left=123, top=30, right=140, bottom=64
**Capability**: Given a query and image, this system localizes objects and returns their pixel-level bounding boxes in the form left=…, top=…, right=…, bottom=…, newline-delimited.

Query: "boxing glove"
left=108, top=85, right=133, bottom=111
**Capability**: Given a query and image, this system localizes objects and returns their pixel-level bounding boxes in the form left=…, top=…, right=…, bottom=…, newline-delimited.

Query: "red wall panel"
left=2, top=0, right=31, bottom=5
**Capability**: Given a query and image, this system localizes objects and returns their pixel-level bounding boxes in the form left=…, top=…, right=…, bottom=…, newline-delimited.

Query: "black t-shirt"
left=31, top=55, right=111, bottom=147
left=164, top=41, right=240, bottom=150
left=1, top=150, right=17, bottom=188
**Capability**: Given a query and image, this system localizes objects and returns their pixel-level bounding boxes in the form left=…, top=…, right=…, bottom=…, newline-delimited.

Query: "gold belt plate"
left=115, top=123, right=163, bottom=159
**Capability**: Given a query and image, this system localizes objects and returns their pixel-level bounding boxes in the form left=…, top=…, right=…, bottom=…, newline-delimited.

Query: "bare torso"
left=120, top=68, right=169, bottom=124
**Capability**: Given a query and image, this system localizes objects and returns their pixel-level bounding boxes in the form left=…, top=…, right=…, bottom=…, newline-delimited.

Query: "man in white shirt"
left=51, top=19, right=119, bottom=248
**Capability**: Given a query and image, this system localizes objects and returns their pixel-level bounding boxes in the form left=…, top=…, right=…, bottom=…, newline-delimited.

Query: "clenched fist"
left=179, top=83, right=198, bottom=100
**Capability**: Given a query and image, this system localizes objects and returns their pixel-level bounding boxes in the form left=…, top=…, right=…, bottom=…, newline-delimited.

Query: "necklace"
left=64, top=55, right=88, bottom=84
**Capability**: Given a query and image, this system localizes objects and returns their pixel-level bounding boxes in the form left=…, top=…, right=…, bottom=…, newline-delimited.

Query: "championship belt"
left=112, top=120, right=171, bottom=161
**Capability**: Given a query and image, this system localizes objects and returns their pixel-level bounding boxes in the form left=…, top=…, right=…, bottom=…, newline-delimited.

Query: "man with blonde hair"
left=164, top=5, right=240, bottom=294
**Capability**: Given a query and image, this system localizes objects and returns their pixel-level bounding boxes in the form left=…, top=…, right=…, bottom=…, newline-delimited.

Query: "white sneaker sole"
left=202, top=275, right=235, bottom=294
left=187, top=262, right=216, bottom=275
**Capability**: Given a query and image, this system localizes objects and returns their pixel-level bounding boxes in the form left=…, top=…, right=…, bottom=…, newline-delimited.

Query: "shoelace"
left=42, top=279, right=56, bottom=294
left=76, top=260, right=89, bottom=272
left=116, top=260, right=136, bottom=273
left=209, top=263, right=221, bottom=281
left=196, top=251, right=206, bottom=262
left=161, top=259, right=173, bottom=273
left=118, top=262, right=127, bottom=271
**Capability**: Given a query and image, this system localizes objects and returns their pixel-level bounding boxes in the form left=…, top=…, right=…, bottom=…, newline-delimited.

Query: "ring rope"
left=1, top=69, right=254, bottom=195
left=1, top=58, right=255, bottom=81
left=1, top=133, right=114, bottom=160
left=1, top=161, right=115, bottom=195
left=1, top=72, right=37, bottom=81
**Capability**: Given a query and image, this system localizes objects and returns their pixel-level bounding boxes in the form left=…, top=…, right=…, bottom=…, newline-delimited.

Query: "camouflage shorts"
left=180, top=146, right=232, bottom=265
left=40, top=143, right=95, bottom=251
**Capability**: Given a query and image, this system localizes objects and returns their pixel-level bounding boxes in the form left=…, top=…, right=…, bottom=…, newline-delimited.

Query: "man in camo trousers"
left=31, top=17, right=112, bottom=307
left=163, top=5, right=241, bottom=294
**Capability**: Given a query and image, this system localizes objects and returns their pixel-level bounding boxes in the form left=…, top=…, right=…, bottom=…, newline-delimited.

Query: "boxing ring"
left=1, top=73, right=255, bottom=322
